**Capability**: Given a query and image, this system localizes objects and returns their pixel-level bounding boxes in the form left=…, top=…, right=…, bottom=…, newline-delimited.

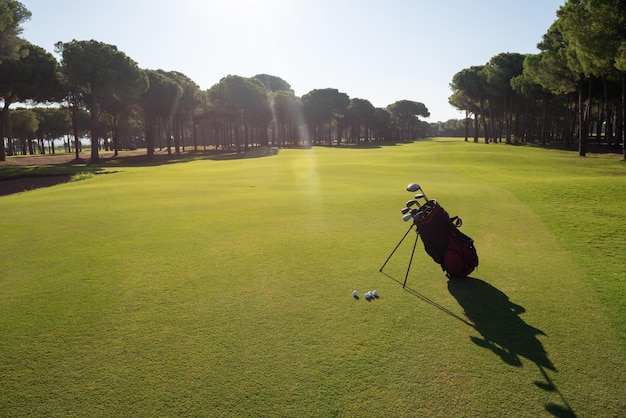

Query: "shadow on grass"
left=379, top=270, right=473, bottom=326
left=447, top=277, right=577, bottom=418
left=379, top=263, right=576, bottom=417
left=447, top=278, right=553, bottom=370
left=0, top=175, right=73, bottom=196
left=0, top=147, right=280, bottom=195
left=93, top=148, right=279, bottom=165
left=208, top=146, right=279, bottom=160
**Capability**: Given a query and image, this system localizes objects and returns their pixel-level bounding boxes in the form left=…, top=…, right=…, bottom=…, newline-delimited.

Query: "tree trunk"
left=0, top=105, right=6, bottom=161
left=144, top=112, right=156, bottom=160
left=112, top=115, right=119, bottom=157
left=6, top=109, right=14, bottom=156
left=174, top=118, right=181, bottom=155
left=473, top=114, right=479, bottom=143
left=71, top=106, right=80, bottom=160
left=328, top=122, right=332, bottom=146
left=565, top=97, right=573, bottom=148
left=479, top=97, right=489, bottom=144
left=617, top=72, right=626, bottom=160
left=578, top=81, right=585, bottom=155
left=464, top=111, right=469, bottom=142
left=90, top=95, right=100, bottom=162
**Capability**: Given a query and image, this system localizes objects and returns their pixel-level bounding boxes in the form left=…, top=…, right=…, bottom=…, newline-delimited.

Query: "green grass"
left=1, top=139, right=624, bottom=417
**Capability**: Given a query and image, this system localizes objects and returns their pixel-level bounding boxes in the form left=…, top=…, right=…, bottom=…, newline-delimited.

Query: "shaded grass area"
left=0, top=140, right=624, bottom=416
left=0, top=148, right=282, bottom=195
left=0, top=149, right=252, bottom=196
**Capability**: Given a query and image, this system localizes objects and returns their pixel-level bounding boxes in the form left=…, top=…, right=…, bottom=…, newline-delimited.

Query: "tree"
left=556, top=0, right=626, bottom=156
left=0, top=41, right=61, bottom=160
left=372, top=108, right=392, bottom=142
left=253, top=74, right=299, bottom=146
left=139, top=69, right=183, bottom=158
left=617, top=13, right=626, bottom=157
left=301, top=88, right=350, bottom=145
left=449, top=89, right=480, bottom=142
left=450, top=66, right=488, bottom=143
left=10, top=107, right=37, bottom=155
left=0, top=0, right=30, bottom=63
left=100, top=66, right=148, bottom=157
left=56, top=40, right=147, bottom=162
left=531, top=24, right=579, bottom=97
left=431, top=118, right=469, bottom=138
left=346, top=98, right=375, bottom=143
left=387, top=100, right=430, bottom=141
left=33, top=107, right=71, bottom=154
left=270, top=90, right=303, bottom=147
left=166, top=71, right=201, bottom=154
left=483, top=53, right=526, bottom=143
left=558, top=0, right=625, bottom=78
left=253, top=74, right=293, bottom=94
left=510, top=70, right=547, bottom=144
left=207, top=75, right=268, bottom=152
left=522, top=24, right=581, bottom=147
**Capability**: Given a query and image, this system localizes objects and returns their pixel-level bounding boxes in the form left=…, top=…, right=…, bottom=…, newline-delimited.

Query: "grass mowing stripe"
left=441, top=139, right=626, bottom=336
left=1, top=140, right=624, bottom=416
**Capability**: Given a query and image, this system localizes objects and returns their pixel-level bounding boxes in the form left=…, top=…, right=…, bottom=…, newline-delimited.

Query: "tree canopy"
left=55, top=39, right=148, bottom=161
left=0, top=0, right=30, bottom=63
left=1, top=0, right=624, bottom=162
left=0, top=40, right=60, bottom=159
left=449, top=0, right=626, bottom=156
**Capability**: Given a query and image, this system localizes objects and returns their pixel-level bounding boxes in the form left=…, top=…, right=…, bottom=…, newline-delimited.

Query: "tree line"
left=449, top=0, right=626, bottom=158
left=1, top=1, right=624, bottom=163
left=0, top=1, right=433, bottom=163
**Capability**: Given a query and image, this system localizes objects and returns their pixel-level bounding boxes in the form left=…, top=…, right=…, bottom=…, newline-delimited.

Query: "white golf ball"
left=372, top=290, right=378, bottom=297
left=365, top=292, right=372, bottom=300
left=352, top=290, right=358, bottom=297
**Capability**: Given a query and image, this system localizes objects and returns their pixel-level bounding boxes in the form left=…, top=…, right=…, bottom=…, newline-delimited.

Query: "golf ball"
left=372, top=290, right=378, bottom=297
left=365, top=292, right=372, bottom=300
left=352, top=290, right=358, bottom=297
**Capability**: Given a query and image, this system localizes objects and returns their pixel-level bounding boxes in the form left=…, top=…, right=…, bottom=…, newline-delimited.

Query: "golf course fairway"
left=1, top=138, right=624, bottom=416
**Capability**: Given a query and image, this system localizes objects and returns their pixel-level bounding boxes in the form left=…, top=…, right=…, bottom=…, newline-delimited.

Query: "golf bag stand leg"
left=379, top=224, right=415, bottom=272
left=402, top=231, right=419, bottom=288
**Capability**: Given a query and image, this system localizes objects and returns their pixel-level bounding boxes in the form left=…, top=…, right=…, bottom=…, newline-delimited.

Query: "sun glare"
left=183, top=0, right=277, bottom=14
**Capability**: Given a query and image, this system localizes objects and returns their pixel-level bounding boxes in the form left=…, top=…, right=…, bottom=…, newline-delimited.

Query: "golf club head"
left=401, top=207, right=411, bottom=214
left=414, top=193, right=425, bottom=200
left=402, top=213, right=413, bottom=222
left=406, top=183, right=421, bottom=193
left=406, top=199, right=420, bottom=208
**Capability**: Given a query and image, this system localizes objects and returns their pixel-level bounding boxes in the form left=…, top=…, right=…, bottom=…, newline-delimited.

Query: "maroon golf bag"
left=413, top=200, right=478, bottom=278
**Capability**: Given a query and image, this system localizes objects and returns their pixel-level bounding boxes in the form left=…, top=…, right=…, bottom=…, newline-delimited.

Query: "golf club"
left=402, top=207, right=420, bottom=222
left=407, top=183, right=428, bottom=200
left=406, top=183, right=420, bottom=193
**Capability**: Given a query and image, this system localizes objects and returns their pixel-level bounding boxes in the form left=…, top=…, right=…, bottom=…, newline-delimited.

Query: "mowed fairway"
left=1, top=139, right=624, bottom=417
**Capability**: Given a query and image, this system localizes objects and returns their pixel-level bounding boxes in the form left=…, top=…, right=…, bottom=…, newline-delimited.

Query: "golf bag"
left=413, top=200, right=478, bottom=278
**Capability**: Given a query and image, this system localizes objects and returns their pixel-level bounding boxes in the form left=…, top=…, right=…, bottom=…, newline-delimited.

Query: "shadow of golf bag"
left=414, top=200, right=478, bottom=278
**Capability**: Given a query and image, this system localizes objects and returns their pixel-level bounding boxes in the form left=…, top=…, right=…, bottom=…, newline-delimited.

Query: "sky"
left=20, top=0, right=565, bottom=122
